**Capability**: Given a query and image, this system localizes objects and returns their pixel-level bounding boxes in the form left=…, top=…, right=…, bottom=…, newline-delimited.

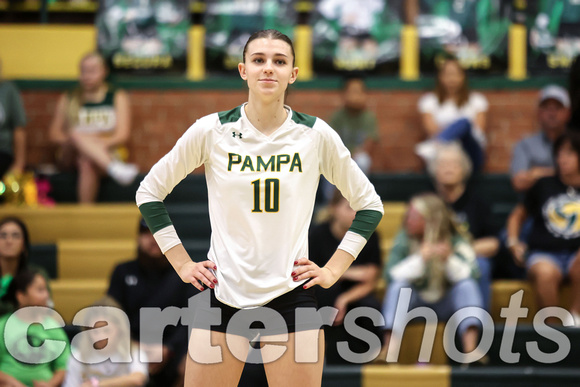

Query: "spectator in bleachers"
left=0, top=217, right=29, bottom=300
left=309, top=189, right=382, bottom=364
left=507, top=130, right=580, bottom=326
left=416, top=57, right=489, bottom=172
left=63, top=296, right=148, bottom=387
left=0, top=58, right=27, bottom=181
left=48, top=52, right=138, bottom=203
left=430, top=143, right=498, bottom=311
left=510, top=85, right=570, bottom=193
left=329, top=76, right=378, bottom=174
left=378, top=193, right=484, bottom=362
left=0, top=268, right=69, bottom=386
left=107, top=219, right=197, bottom=387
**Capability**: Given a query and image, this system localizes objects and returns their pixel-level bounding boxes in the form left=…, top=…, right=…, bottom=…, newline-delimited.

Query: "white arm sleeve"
left=316, top=119, right=383, bottom=258
left=136, top=115, right=216, bottom=252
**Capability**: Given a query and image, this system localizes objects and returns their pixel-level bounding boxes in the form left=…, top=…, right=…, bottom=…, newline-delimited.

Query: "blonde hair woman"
left=377, top=193, right=485, bottom=363
left=49, top=52, right=138, bottom=203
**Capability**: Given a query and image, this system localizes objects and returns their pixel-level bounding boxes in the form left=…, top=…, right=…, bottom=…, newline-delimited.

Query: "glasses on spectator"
left=0, top=232, right=23, bottom=240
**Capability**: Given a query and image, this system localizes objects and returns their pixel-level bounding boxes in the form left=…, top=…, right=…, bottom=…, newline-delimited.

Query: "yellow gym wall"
left=0, top=25, right=96, bottom=79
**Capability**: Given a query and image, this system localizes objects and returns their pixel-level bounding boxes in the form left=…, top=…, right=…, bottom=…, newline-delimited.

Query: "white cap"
left=538, top=85, right=570, bottom=108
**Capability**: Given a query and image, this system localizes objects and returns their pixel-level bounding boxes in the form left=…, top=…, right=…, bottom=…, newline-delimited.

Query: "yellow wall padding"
left=508, top=24, right=527, bottom=80
left=400, top=25, right=420, bottom=81
left=0, top=25, right=96, bottom=79
left=187, top=25, right=206, bottom=81
left=294, top=25, right=313, bottom=81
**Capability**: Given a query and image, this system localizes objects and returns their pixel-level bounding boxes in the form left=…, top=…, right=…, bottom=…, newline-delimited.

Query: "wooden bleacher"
left=0, top=204, right=140, bottom=323
left=376, top=202, right=407, bottom=256
left=0, top=204, right=140, bottom=243
left=57, top=239, right=136, bottom=279
left=50, top=279, right=108, bottom=323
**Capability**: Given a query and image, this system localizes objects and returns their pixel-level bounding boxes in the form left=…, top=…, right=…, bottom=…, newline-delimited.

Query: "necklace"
left=567, top=186, right=577, bottom=198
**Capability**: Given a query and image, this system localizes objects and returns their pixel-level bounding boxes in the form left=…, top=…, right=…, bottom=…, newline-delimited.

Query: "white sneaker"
left=107, top=161, right=139, bottom=186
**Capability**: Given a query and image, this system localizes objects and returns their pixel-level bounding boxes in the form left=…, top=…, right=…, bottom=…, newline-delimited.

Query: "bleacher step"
left=57, top=239, right=136, bottom=280
left=0, top=204, right=140, bottom=243
left=50, top=278, right=108, bottom=324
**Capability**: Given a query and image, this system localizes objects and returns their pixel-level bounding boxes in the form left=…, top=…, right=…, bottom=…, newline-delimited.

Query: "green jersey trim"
left=349, top=209, right=383, bottom=240
left=66, top=87, right=117, bottom=107
left=138, top=201, right=173, bottom=234
left=291, top=110, right=317, bottom=128
left=218, top=105, right=242, bottom=125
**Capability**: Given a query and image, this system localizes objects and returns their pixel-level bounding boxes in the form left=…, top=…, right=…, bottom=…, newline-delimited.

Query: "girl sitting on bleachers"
left=0, top=268, right=70, bottom=386
left=48, top=52, right=138, bottom=203
left=0, top=217, right=30, bottom=302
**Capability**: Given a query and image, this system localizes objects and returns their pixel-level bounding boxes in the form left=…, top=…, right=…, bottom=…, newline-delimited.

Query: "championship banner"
left=96, top=0, right=189, bottom=73
left=528, top=0, right=580, bottom=73
left=417, top=0, right=510, bottom=73
left=310, top=0, right=403, bottom=74
left=203, top=0, right=297, bottom=73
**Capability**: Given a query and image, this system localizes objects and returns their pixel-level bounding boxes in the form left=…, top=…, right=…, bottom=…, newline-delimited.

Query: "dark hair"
left=553, top=129, right=580, bottom=172
left=2, top=268, right=44, bottom=309
left=242, top=29, right=295, bottom=66
left=435, top=57, right=469, bottom=107
left=341, top=74, right=367, bottom=91
left=0, top=217, right=30, bottom=273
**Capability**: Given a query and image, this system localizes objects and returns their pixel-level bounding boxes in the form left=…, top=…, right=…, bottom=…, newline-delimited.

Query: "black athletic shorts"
left=190, top=284, right=322, bottom=340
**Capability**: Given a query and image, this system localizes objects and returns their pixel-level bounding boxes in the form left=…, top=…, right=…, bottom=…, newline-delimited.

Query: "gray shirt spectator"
left=510, top=85, right=570, bottom=192
left=510, top=131, right=554, bottom=176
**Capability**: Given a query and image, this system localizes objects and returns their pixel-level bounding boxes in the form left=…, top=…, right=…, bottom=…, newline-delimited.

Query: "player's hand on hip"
left=292, top=258, right=335, bottom=289
left=179, top=260, right=218, bottom=291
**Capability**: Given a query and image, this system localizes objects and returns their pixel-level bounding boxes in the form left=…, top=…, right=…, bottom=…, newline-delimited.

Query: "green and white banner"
left=203, top=0, right=297, bottom=73
left=97, top=0, right=189, bottom=73
left=528, top=0, right=580, bottom=73
left=310, top=0, right=403, bottom=74
left=418, top=0, right=510, bottom=73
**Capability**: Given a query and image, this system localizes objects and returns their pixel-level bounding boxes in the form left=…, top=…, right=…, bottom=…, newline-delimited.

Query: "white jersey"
left=136, top=103, right=383, bottom=308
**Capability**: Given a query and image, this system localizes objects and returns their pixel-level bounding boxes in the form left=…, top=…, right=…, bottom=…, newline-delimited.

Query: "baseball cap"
left=538, top=85, right=570, bottom=108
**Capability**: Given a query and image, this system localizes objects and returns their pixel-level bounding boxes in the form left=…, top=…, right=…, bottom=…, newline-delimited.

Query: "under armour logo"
left=125, top=275, right=138, bottom=286
left=232, top=132, right=243, bottom=139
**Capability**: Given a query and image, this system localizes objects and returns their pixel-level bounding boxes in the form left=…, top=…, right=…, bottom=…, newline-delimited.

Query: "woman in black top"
left=507, top=130, right=580, bottom=325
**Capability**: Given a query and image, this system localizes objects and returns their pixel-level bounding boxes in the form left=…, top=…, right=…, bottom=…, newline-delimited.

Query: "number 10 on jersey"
left=251, top=178, right=280, bottom=213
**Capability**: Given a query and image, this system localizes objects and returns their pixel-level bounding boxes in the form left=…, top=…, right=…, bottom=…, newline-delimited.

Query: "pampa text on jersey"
left=228, top=153, right=303, bottom=172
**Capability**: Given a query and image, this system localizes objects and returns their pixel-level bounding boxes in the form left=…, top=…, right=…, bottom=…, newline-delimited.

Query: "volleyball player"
left=136, top=29, right=383, bottom=386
